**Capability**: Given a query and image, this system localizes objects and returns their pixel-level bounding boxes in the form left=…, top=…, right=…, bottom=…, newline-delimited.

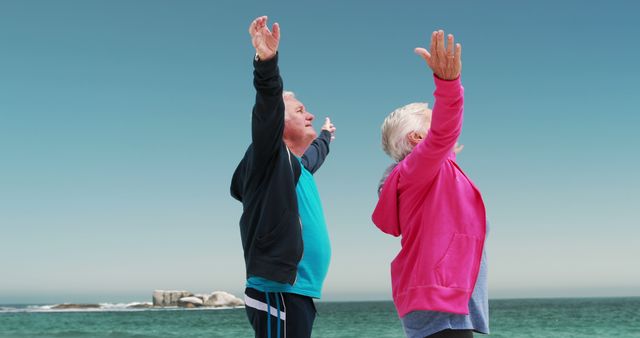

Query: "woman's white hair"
left=381, top=102, right=431, bottom=162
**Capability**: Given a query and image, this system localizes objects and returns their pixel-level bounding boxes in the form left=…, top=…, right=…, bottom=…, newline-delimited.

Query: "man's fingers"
left=256, top=16, right=266, bottom=33
left=249, top=16, right=267, bottom=35
left=272, top=22, right=280, bottom=41
left=249, top=18, right=258, bottom=34
left=323, top=117, right=336, bottom=134
left=447, top=34, right=454, bottom=57
left=324, top=117, right=336, bottom=132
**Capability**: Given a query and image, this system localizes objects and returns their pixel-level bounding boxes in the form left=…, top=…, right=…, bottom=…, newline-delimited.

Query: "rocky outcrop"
left=153, top=290, right=243, bottom=308
left=178, top=296, right=204, bottom=308
left=152, top=290, right=193, bottom=307
left=203, top=291, right=244, bottom=307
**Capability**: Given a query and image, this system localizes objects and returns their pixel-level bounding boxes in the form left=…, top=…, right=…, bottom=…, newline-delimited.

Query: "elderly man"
left=230, top=16, right=336, bottom=338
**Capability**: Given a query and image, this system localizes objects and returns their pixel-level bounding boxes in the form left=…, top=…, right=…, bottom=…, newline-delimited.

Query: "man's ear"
left=407, top=131, right=424, bottom=147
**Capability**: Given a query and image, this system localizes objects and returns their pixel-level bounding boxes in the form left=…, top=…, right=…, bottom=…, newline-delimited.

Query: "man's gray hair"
left=381, top=102, right=431, bottom=162
left=283, top=90, right=295, bottom=98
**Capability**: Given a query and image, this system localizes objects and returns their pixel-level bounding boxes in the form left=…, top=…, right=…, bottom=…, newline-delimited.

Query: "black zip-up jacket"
left=230, top=54, right=331, bottom=285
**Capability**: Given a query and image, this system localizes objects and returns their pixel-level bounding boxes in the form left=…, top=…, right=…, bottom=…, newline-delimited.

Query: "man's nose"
left=306, top=112, right=315, bottom=121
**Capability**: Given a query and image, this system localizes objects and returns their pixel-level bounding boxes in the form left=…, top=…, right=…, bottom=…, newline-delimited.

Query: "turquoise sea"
left=1, top=298, right=639, bottom=337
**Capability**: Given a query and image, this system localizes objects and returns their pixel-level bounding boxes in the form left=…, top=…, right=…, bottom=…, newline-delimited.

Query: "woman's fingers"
left=414, top=47, right=431, bottom=64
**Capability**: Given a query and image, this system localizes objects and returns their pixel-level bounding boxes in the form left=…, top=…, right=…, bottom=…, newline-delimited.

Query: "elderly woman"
left=372, top=30, right=489, bottom=338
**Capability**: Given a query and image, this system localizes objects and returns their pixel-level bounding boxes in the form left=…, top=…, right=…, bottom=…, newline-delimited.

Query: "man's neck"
left=284, top=139, right=309, bottom=157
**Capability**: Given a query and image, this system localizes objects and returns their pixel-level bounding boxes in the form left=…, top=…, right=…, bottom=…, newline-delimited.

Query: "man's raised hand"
left=322, top=117, right=336, bottom=141
left=249, top=16, right=280, bottom=61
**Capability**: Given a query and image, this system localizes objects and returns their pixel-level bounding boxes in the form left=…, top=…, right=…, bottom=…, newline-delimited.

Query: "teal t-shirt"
left=246, top=159, right=331, bottom=298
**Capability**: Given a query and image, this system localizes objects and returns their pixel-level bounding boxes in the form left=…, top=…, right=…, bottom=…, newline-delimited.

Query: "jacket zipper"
left=287, top=147, right=303, bottom=285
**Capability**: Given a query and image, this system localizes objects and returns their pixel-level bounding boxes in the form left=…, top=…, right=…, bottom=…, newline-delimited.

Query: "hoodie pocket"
left=435, top=233, right=481, bottom=289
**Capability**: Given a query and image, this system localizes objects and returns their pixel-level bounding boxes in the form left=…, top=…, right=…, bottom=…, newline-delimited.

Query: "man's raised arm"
left=249, top=16, right=286, bottom=168
left=302, top=117, right=336, bottom=174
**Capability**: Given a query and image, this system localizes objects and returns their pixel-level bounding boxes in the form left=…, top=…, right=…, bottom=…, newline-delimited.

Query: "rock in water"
left=152, top=290, right=193, bottom=307
left=178, top=296, right=204, bottom=308
left=203, top=291, right=244, bottom=307
left=152, top=290, right=243, bottom=307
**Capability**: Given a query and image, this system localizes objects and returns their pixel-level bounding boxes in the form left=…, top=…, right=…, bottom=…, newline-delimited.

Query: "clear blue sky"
left=1, top=0, right=639, bottom=303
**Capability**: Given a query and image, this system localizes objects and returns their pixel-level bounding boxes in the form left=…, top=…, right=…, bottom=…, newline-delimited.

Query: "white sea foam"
left=0, top=303, right=243, bottom=313
left=98, top=302, right=152, bottom=309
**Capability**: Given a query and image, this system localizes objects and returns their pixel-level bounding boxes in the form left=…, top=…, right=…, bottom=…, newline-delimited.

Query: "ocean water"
left=1, top=298, right=639, bottom=338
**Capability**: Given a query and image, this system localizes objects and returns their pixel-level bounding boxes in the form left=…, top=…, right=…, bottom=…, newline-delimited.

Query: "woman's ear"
left=407, top=131, right=424, bottom=147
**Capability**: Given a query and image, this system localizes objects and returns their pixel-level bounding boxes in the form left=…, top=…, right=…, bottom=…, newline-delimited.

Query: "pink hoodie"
left=372, top=76, right=486, bottom=317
